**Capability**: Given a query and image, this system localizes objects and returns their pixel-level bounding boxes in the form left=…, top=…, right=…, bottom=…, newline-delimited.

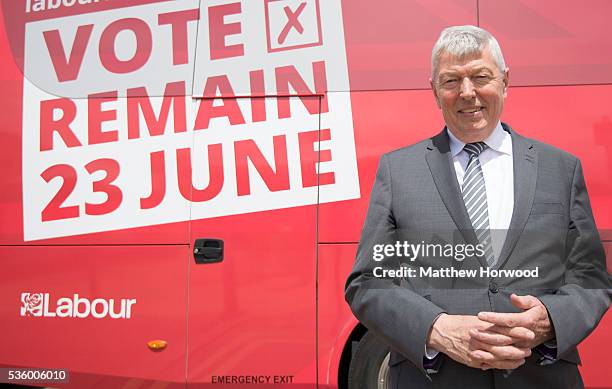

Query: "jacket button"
left=489, top=282, right=499, bottom=293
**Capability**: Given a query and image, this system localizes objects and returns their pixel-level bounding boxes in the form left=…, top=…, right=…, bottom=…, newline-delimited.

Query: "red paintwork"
left=186, top=208, right=318, bottom=388
left=0, top=245, right=188, bottom=388
left=0, top=0, right=610, bottom=388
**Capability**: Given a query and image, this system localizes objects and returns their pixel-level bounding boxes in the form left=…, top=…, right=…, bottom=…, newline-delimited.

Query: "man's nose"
left=459, top=77, right=476, bottom=98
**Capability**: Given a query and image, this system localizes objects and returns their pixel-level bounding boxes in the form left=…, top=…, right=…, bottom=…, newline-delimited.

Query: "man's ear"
left=502, top=68, right=510, bottom=97
left=430, top=78, right=441, bottom=109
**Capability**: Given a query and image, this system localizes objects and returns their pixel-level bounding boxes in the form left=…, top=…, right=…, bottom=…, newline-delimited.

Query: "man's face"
left=430, top=48, right=509, bottom=143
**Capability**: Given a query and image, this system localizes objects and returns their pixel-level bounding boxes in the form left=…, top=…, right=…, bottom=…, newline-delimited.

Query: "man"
left=345, top=25, right=611, bottom=388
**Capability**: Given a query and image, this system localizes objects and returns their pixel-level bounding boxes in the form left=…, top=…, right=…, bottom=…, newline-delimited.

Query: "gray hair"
left=431, top=25, right=506, bottom=79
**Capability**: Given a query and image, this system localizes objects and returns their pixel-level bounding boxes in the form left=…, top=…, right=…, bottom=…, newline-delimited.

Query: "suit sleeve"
left=538, top=158, right=612, bottom=358
left=344, top=154, right=445, bottom=376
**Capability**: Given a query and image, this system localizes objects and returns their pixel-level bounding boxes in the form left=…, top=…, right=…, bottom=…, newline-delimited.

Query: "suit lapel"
left=496, top=123, right=538, bottom=269
left=425, top=129, right=488, bottom=267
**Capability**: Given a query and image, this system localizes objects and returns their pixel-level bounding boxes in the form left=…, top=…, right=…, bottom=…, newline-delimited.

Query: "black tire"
left=348, top=331, right=391, bottom=389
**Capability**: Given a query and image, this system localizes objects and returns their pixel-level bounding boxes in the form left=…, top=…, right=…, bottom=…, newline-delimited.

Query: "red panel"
left=0, top=76, right=24, bottom=244
left=480, top=0, right=612, bottom=86
left=317, top=243, right=358, bottom=389
left=186, top=208, right=317, bottom=388
left=319, top=85, right=612, bottom=243
left=0, top=5, right=20, bottom=81
left=343, top=0, right=477, bottom=91
left=0, top=5, right=26, bottom=244
left=0, top=245, right=188, bottom=388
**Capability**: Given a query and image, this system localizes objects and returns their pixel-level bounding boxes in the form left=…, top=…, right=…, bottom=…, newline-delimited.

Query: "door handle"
left=193, top=238, right=224, bottom=264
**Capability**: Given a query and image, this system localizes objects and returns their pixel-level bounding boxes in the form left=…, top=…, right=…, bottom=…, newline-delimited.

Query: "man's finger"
left=469, top=349, right=527, bottom=370
left=475, top=325, right=537, bottom=349
left=480, top=363, right=494, bottom=371
left=470, top=339, right=532, bottom=360
left=469, top=329, right=514, bottom=346
left=487, top=325, right=536, bottom=341
left=470, top=349, right=496, bottom=362
left=478, top=311, right=531, bottom=328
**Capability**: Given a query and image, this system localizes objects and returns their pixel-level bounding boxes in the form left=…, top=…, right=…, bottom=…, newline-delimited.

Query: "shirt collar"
left=446, top=121, right=512, bottom=157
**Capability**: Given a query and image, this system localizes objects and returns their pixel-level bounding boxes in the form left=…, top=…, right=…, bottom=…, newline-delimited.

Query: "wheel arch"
left=335, top=321, right=367, bottom=389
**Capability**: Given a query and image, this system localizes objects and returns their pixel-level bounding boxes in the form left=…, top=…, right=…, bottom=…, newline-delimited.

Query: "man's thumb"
left=511, top=294, right=537, bottom=310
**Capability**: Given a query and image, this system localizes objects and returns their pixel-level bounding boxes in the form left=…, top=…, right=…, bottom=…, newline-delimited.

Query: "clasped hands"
left=427, top=294, right=555, bottom=370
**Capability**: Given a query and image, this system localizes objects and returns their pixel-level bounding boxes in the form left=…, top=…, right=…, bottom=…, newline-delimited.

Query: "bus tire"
left=348, top=331, right=391, bottom=389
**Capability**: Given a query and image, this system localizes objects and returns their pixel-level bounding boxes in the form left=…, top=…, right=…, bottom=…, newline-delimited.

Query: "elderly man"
left=345, top=25, right=611, bottom=388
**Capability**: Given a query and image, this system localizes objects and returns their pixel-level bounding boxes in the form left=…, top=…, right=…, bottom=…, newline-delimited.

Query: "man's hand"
left=475, top=294, right=555, bottom=349
left=427, top=313, right=531, bottom=370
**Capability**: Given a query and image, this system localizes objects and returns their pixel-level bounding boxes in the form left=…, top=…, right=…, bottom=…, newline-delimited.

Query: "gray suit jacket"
left=345, top=123, right=611, bottom=389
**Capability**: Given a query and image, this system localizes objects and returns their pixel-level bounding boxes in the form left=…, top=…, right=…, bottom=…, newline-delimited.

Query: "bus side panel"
left=0, top=245, right=188, bottom=387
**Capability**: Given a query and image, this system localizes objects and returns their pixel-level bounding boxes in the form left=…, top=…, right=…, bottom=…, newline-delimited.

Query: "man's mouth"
left=458, top=107, right=484, bottom=113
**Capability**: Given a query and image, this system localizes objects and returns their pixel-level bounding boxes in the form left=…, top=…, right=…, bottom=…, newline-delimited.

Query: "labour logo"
left=21, top=292, right=43, bottom=316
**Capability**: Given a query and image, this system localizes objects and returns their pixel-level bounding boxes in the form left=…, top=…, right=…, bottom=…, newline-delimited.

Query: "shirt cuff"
left=424, top=346, right=439, bottom=359
left=422, top=351, right=442, bottom=373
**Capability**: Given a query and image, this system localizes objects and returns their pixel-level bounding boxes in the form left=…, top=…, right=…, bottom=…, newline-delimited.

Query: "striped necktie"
left=462, top=142, right=495, bottom=267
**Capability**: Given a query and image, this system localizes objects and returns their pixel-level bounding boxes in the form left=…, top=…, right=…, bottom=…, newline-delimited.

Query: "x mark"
left=277, top=2, right=307, bottom=44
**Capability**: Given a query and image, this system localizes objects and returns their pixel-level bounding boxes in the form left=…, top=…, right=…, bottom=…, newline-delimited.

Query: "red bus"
left=0, top=0, right=610, bottom=388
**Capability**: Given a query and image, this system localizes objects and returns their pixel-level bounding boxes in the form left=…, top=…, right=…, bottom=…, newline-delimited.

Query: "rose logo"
left=20, top=292, right=43, bottom=316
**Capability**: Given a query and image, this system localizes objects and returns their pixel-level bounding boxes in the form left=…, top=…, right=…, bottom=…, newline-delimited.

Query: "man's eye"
left=443, top=79, right=458, bottom=86
left=472, top=75, right=493, bottom=85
